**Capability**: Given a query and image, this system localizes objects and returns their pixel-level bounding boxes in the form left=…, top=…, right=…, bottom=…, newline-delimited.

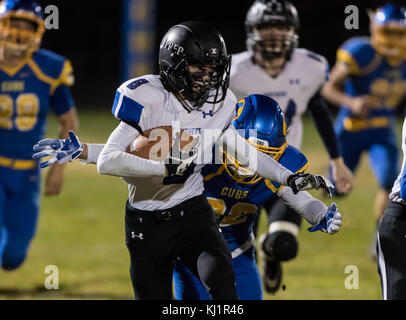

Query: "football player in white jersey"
left=229, top=0, right=354, bottom=294
left=32, top=21, right=333, bottom=300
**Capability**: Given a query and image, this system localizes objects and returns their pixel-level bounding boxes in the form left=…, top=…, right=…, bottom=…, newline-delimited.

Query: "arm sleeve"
left=81, top=144, right=105, bottom=164
left=97, top=121, right=166, bottom=178
left=216, top=125, right=293, bottom=185
left=277, top=186, right=327, bottom=225
left=307, top=90, right=340, bottom=159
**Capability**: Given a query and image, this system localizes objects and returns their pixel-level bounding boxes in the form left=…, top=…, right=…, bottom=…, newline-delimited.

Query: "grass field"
left=0, top=110, right=401, bottom=300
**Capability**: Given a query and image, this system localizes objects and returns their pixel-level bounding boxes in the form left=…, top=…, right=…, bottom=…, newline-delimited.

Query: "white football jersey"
left=230, top=48, right=329, bottom=149
left=111, top=74, right=237, bottom=211
left=389, top=116, right=406, bottom=204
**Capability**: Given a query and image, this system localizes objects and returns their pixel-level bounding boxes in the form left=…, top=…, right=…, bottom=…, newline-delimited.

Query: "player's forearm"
left=321, top=81, right=354, bottom=108
left=97, top=149, right=166, bottom=177
left=278, top=187, right=327, bottom=225
left=217, top=126, right=293, bottom=185
left=97, top=121, right=166, bottom=178
left=57, top=107, right=79, bottom=139
left=78, top=143, right=104, bottom=164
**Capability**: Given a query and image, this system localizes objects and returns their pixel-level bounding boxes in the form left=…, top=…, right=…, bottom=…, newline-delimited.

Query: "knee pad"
left=262, top=231, right=298, bottom=262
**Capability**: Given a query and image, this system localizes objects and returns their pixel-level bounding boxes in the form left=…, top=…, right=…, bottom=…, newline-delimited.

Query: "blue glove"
left=33, top=130, right=84, bottom=168
left=307, top=203, right=342, bottom=234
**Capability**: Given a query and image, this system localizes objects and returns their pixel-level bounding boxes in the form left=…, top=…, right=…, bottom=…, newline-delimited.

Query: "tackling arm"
left=277, top=187, right=327, bottom=225
left=277, top=186, right=342, bottom=234
left=217, top=125, right=293, bottom=185
left=216, top=125, right=335, bottom=194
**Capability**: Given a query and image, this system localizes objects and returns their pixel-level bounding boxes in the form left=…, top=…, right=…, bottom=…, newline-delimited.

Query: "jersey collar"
left=0, top=52, right=34, bottom=77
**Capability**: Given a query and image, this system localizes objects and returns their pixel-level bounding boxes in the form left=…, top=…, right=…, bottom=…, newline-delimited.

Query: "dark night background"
left=36, top=0, right=405, bottom=110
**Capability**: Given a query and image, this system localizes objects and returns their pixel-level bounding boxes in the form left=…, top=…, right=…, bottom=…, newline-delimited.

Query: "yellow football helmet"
left=0, top=0, right=45, bottom=53
left=370, top=3, right=406, bottom=60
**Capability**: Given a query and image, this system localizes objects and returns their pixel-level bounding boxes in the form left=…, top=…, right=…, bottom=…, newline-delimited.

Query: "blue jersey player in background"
left=173, top=94, right=343, bottom=300
left=322, top=3, right=406, bottom=259
left=0, top=0, right=78, bottom=270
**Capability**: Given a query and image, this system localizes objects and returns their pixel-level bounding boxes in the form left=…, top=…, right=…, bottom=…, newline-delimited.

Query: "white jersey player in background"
left=32, top=21, right=334, bottom=300
left=229, top=0, right=354, bottom=294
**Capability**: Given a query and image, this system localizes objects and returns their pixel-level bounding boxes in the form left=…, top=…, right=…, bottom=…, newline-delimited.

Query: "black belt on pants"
left=126, top=194, right=205, bottom=223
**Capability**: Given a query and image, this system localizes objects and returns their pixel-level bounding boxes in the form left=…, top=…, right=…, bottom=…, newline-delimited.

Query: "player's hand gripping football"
left=307, top=203, right=342, bottom=234
left=32, top=130, right=84, bottom=168
left=163, top=131, right=200, bottom=185
left=287, top=172, right=335, bottom=196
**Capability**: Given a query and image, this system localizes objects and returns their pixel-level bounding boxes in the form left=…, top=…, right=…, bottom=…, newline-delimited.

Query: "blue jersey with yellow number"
left=202, top=146, right=308, bottom=252
left=0, top=49, right=75, bottom=160
left=335, top=37, right=406, bottom=133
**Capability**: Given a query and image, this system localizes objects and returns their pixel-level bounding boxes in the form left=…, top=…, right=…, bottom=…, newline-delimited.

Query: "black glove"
left=163, top=131, right=199, bottom=185
left=287, top=172, right=335, bottom=196
left=163, top=161, right=196, bottom=185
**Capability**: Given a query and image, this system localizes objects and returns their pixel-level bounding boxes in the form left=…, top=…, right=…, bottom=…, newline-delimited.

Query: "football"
left=126, top=126, right=198, bottom=161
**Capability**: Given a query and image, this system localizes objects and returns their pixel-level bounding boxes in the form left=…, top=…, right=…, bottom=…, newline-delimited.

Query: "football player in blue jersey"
left=322, top=3, right=406, bottom=259
left=172, top=94, right=342, bottom=300
left=0, top=0, right=78, bottom=270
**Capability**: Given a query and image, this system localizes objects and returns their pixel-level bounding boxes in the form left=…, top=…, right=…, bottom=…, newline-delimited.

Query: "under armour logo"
left=202, top=110, right=213, bottom=118
left=211, top=48, right=217, bottom=55
left=131, top=232, right=144, bottom=240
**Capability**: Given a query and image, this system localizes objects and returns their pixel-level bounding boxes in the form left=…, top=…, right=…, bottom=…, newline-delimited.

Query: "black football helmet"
left=159, top=21, right=231, bottom=111
left=245, top=0, right=300, bottom=61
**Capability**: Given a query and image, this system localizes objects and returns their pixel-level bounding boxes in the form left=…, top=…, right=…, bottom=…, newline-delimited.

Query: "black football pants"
left=125, top=194, right=238, bottom=300
left=377, top=200, right=406, bottom=300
